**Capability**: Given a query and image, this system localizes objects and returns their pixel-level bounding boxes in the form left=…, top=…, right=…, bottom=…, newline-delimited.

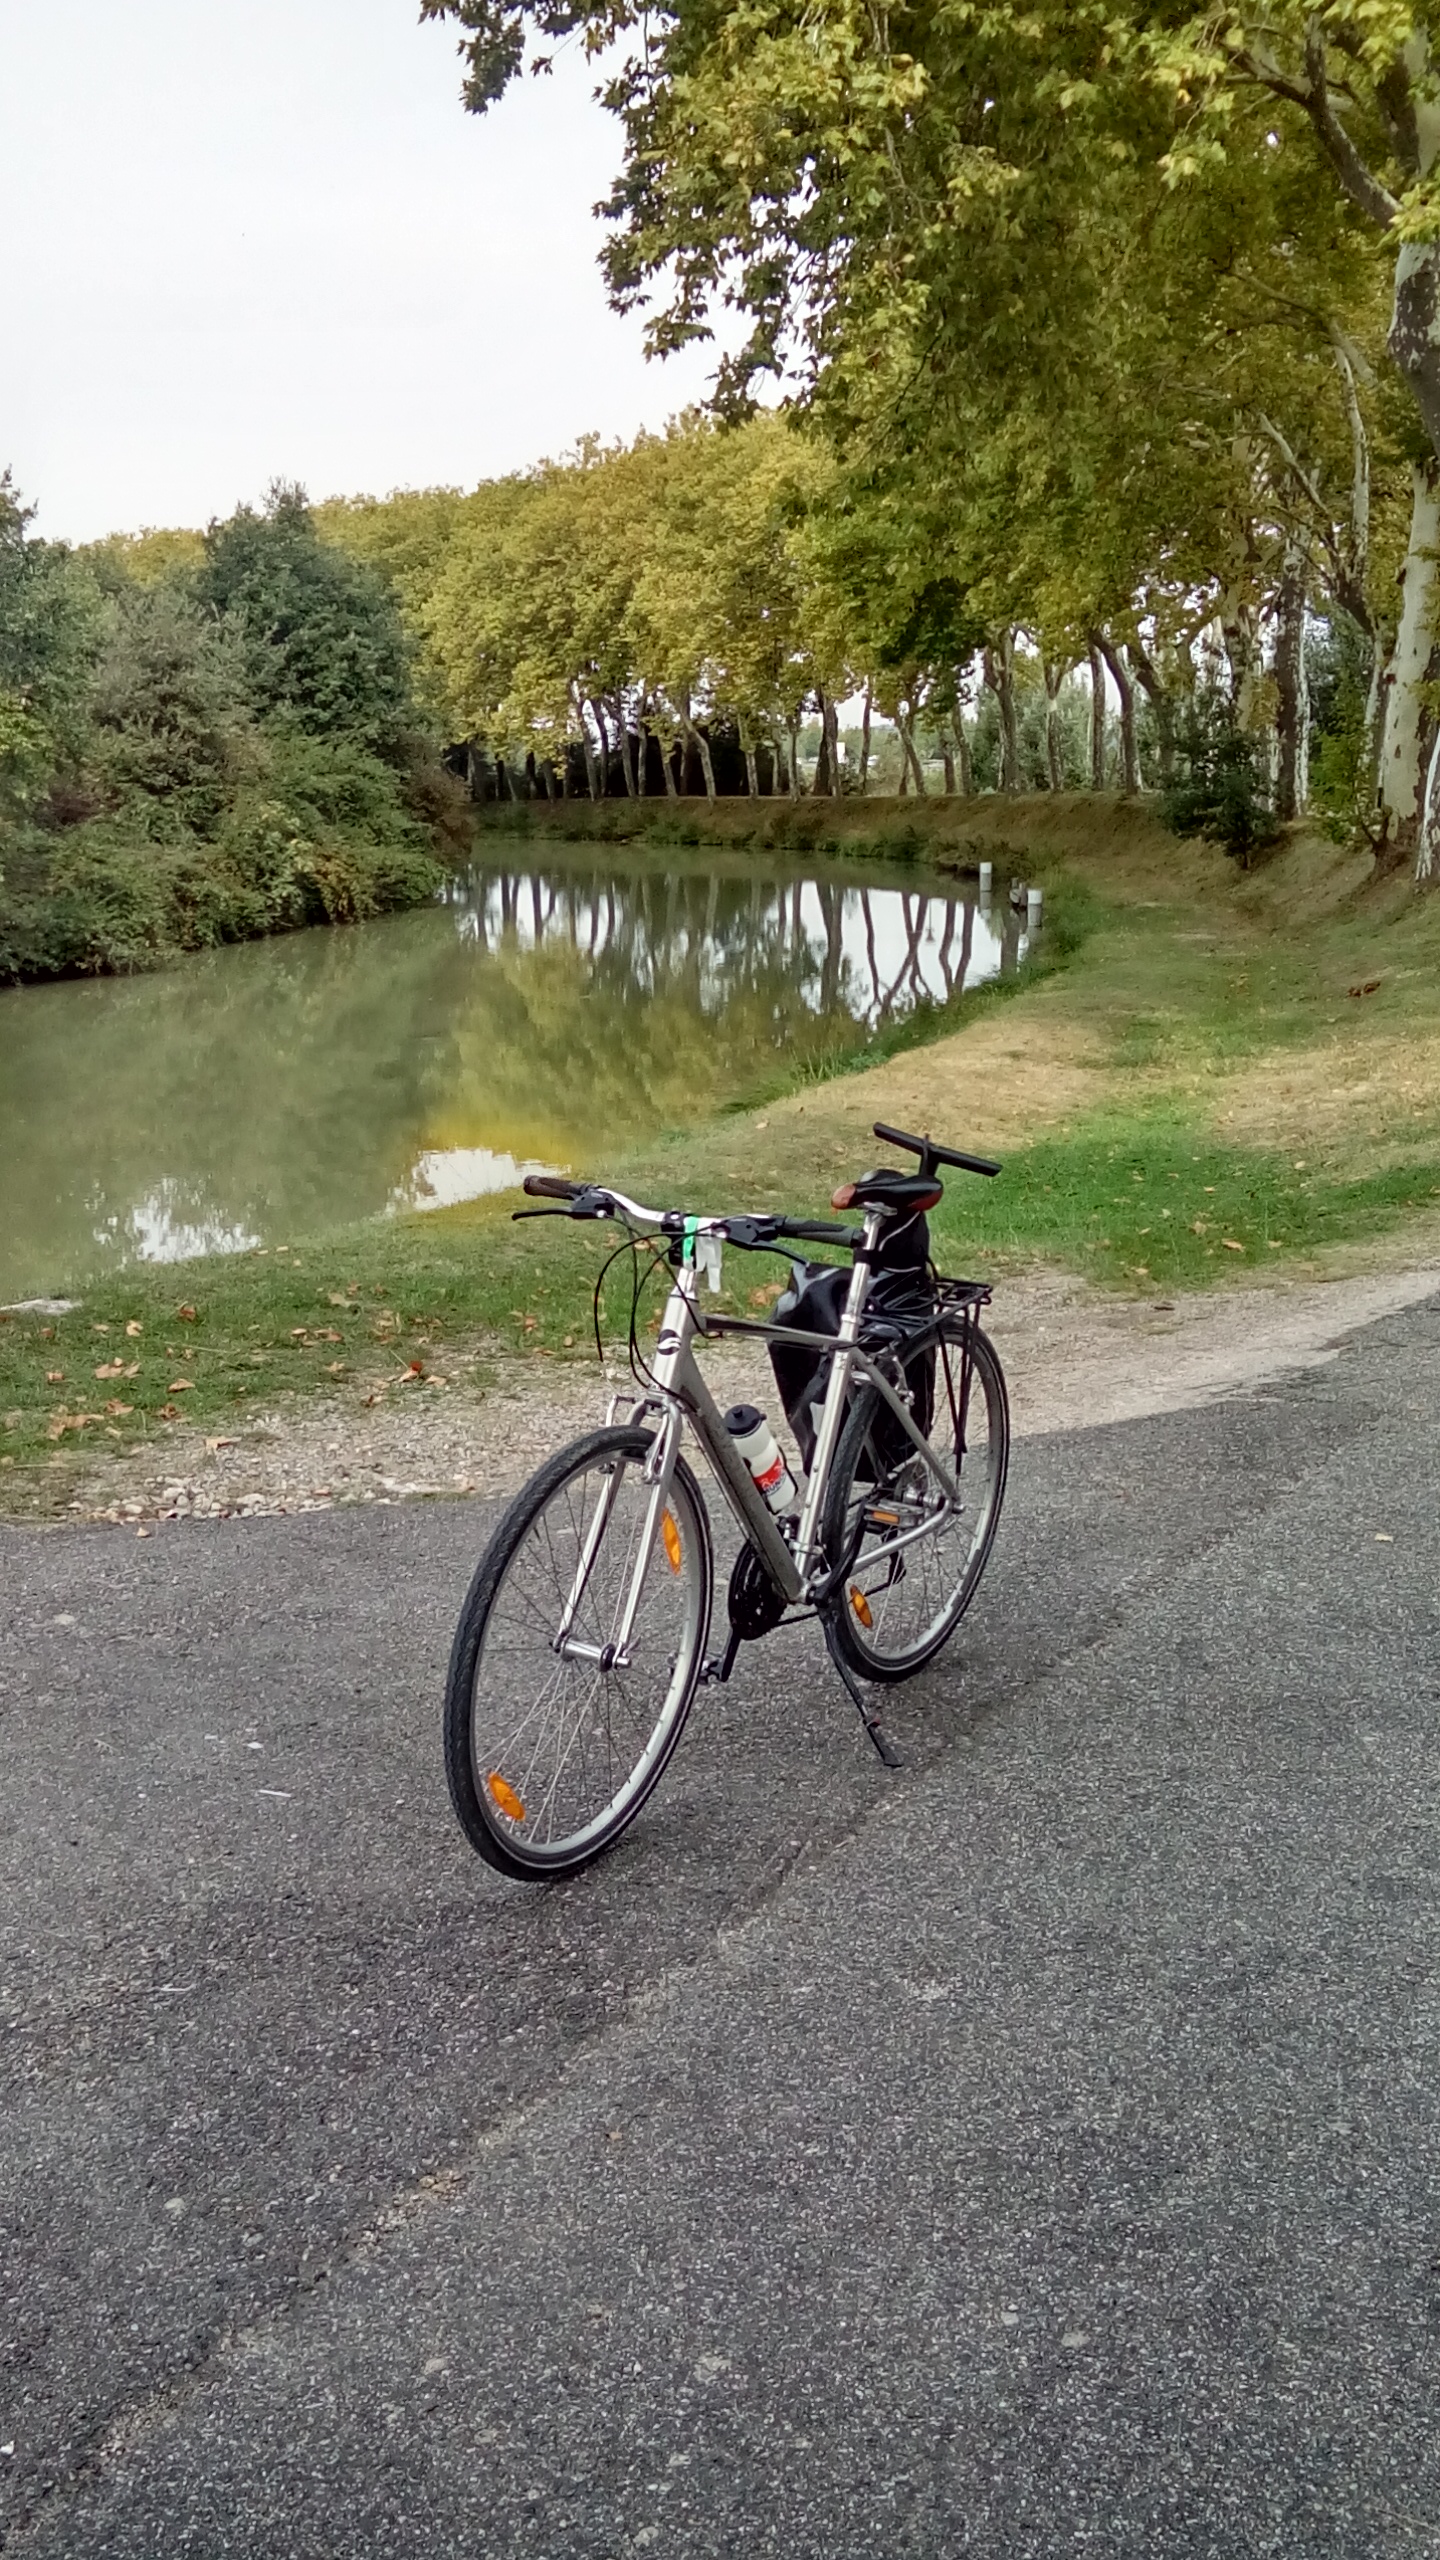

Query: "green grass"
left=929, top=1107, right=1440, bottom=1291
left=0, top=1209, right=601, bottom=1490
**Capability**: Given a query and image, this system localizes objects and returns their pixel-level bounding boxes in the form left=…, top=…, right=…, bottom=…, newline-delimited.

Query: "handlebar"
left=522, top=1174, right=585, bottom=1202
left=517, top=1175, right=861, bottom=1252
left=872, top=1120, right=1000, bottom=1179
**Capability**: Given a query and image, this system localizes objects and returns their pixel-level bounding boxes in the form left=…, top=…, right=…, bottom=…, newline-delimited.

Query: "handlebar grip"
left=872, top=1121, right=1000, bottom=1179
left=777, top=1218, right=863, bottom=1245
left=523, top=1174, right=584, bottom=1201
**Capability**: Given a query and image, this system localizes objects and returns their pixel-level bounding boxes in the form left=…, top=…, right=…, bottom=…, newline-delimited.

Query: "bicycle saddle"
left=830, top=1167, right=942, bottom=1214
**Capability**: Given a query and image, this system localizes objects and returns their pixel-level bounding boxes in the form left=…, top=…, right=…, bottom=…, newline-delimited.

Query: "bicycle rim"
left=446, top=1428, right=711, bottom=1876
left=825, top=1325, right=1008, bottom=1681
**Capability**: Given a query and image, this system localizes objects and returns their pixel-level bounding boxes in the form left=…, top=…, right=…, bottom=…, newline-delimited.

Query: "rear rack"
left=934, top=1278, right=992, bottom=1315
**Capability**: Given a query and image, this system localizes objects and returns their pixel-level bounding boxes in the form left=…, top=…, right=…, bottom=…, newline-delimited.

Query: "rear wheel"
left=822, top=1324, right=1008, bottom=1683
left=444, top=1426, right=712, bottom=1879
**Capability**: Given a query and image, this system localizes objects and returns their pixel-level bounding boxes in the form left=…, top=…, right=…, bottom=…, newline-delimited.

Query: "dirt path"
left=34, top=1258, right=1436, bottom=1529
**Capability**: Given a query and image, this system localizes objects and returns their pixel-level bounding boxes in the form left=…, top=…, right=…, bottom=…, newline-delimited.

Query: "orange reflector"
left=870, top=1508, right=899, bottom=1527
left=662, top=1509, right=683, bottom=1572
left=849, top=1584, right=874, bottom=1628
left=486, top=1771, right=526, bottom=1823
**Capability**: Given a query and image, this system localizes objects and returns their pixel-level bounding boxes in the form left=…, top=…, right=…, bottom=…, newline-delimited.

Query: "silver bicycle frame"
left=640, top=1212, right=962, bottom=1608
left=557, top=1206, right=967, bottom=1659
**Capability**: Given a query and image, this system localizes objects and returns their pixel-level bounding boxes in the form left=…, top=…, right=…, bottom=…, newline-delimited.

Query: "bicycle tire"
left=444, top=1425, right=713, bottom=1879
left=822, top=1323, right=1009, bottom=1684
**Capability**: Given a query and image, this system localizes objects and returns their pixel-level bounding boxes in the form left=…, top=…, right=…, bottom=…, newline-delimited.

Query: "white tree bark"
left=1378, top=459, right=1440, bottom=864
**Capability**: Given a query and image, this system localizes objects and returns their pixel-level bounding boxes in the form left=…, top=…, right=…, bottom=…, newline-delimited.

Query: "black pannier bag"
left=767, top=1205, right=937, bottom=1475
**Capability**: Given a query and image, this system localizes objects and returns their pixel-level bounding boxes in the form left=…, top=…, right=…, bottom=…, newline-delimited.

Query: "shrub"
left=1161, top=698, right=1280, bottom=866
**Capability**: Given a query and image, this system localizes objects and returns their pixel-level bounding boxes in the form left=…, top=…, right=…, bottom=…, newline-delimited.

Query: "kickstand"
left=822, top=1615, right=904, bottom=1769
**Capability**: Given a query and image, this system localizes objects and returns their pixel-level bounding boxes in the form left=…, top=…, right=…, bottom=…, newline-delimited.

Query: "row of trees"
left=417, top=0, right=1440, bottom=879
left=315, top=409, right=1367, bottom=839
left=0, top=480, right=456, bottom=977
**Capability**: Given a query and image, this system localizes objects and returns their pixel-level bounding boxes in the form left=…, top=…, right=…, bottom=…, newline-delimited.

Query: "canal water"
left=0, top=842, right=1024, bottom=1297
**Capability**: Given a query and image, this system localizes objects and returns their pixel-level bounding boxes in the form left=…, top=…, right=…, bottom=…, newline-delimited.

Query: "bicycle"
left=443, top=1121, right=1010, bottom=1880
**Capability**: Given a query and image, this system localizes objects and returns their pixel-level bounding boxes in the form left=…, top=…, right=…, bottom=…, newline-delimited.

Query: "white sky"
left=2, top=0, right=726, bottom=542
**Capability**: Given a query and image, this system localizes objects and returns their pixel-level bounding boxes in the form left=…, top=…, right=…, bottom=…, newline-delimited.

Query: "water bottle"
left=723, top=1403, right=797, bottom=1516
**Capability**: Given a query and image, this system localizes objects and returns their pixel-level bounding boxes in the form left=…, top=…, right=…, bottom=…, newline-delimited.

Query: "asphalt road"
left=2, top=1294, right=1438, bottom=2557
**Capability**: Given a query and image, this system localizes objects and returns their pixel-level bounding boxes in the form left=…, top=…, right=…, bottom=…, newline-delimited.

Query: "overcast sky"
left=2, top=0, right=725, bottom=542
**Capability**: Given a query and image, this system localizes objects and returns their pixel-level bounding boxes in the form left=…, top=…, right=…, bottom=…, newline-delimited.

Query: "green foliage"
left=1307, top=612, right=1375, bottom=841
left=0, top=474, right=455, bottom=983
left=87, top=583, right=258, bottom=834
left=199, top=481, right=419, bottom=757
left=1161, top=697, right=1280, bottom=866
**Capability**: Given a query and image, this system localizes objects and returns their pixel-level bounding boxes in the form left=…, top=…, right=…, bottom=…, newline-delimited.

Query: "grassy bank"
left=4, top=799, right=1438, bottom=1514
left=470, top=783, right=1166, bottom=870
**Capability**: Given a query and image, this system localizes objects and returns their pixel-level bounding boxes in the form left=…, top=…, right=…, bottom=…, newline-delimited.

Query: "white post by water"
left=1026, top=885, right=1043, bottom=933
left=978, top=860, right=993, bottom=905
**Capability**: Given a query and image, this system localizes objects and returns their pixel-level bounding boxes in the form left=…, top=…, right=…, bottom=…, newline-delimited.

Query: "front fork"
left=554, top=1392, right=686, bottom=1671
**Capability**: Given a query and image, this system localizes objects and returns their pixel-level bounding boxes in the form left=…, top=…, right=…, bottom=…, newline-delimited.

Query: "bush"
left=1161, top=698, right=1280, bottom=866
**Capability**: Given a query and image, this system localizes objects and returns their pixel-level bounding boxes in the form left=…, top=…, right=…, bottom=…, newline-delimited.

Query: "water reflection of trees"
left=452, top=866, right=1009, bottom=1028
left=4, top=856, right=1009, bottom=1292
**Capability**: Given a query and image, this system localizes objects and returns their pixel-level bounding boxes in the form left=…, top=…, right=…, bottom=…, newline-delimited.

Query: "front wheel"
left=822, top=1323, right=1009, bottom=1683
left=444, top=1426, right=712, bottom=1879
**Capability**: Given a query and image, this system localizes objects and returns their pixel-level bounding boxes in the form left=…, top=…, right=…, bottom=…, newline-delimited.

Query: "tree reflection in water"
left=2, top=850, right=1016, bottom=1294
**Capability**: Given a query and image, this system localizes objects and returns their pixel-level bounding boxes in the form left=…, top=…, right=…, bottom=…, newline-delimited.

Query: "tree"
left=0, top=472, right=101, bottom=813
left=200, top=482, right=421, bottom=758
left=422, top=0, right=1423, bottom=857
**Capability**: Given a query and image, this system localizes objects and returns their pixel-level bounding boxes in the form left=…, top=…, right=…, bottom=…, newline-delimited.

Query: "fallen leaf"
left=105, top=1400, right=134, bottom=1418
left=177, top=1305, right=198, bottom=1322
left=205, top=1435, right=237, bottom=1453
left=46, top=1368, right=64, bottom=1384
left=91, top=1322, right=110, bottom=1335
left=157, top=1403, right=180, bottom=1420
left=326, top=1360, right=347, bottom=1375
left=125, top=1320, right=143, bottom=1338
left=1347, top=979, right=1382, bottom=998
left=314, top=1327, right=343, bottom=1343
left=94, top=1360, right=140, bottom=1381
left=1221, top=1239, right=1245, bottom=1253
left=167, top=1379, right=195, bottom=1393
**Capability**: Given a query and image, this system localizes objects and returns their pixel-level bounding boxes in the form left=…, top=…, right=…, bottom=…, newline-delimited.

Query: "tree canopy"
left=421, top=0, right=1440, bottom=873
